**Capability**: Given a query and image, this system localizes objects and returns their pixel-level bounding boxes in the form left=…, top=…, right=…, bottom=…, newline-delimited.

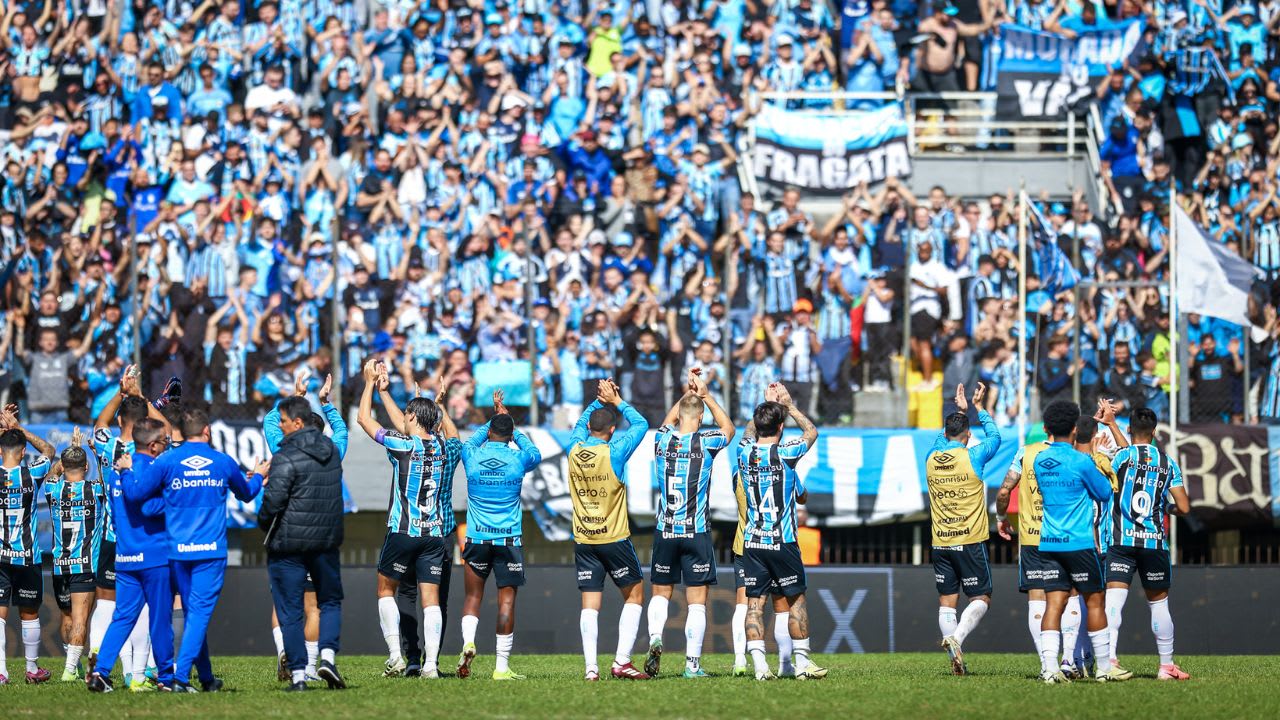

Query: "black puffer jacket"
left=258, top=427, right=344, bottom=553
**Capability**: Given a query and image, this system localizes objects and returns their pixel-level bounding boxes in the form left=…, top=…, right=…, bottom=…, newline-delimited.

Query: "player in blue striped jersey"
left=738, top=383, right=826, bottom=681
left=0, top=412, right=59, bottom=685
left=644, top=369, right=734, bottom=678
left=1104, top=408, right=1192, bottom=681
left=45, top=431, right=102, bottom=681
left=357, top=360, right=461, bottom=679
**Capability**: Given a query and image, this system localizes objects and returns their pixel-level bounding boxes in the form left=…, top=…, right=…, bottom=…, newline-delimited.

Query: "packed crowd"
left=0, top=0, right=1274, bottom=430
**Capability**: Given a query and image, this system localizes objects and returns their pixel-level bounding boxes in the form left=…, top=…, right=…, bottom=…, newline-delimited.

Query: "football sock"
left=731, top=604, right=748, bottom=666
left=495, top=633, right=513, bottom=673
left=684, top=604, right=706, bottom=670
left=1027, top=600, right=1046, bottom=655
left=937, top=607, right=958, bottom=639
left=66, top=643, right=83, bottom=674
left=128, top=606, right=150, bottom=680
left=579, top=609, right=599, bottom=671
left=1061, top=601, right=1082, bottom=665
left=1039, top=630, right=1061, bottom=676
left=614, top=602, right=642, bottom=666
left=377, top=597, right=402, bottom=661
left=0, top=618, right=7, bottom=676
left=23, top=618, right=41, bottom=672
left=321, top=648, right=335, bottom=664
left=292, top=669, right=307, bottom=684
left=793, top=637, right=811, bottom=674
left=646, top=595, right=669, bottom=644
left=953, top=599, right=988, bottom=646
left=461, top=614, right=479, bottom=647
left=1105, top=587, right=1128, bottom=663
left=305, top=641, right=318, bottom=675
left=774, top=613, right=793, bottom=671
left=747, top=639, right=768, bottom=677
left=1148, top=598, right=1175, bottom=665
left=272, top=625, right=285, bottom=656
left=423, top=606, right=442, bottom=672
left=1088, top=630, right=1110, bottom=676
left=89, top=600, right=114, bottom=654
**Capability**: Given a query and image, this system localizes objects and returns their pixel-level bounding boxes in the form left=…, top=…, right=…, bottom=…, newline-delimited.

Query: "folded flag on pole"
left=1027, top=199, right=1080, bottom=294
left=1173, top=204, right=1258, bottom=327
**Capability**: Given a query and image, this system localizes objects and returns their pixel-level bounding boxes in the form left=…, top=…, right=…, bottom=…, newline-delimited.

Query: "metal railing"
left=1086, top=103, right=1112, bottom=217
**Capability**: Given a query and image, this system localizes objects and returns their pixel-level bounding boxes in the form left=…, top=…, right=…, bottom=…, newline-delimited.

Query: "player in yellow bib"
left=996, top=437, right=1051, bottom=667
left=925, top=383, right=1001, bottom=675
left=566, top=379, right=651, bottom=681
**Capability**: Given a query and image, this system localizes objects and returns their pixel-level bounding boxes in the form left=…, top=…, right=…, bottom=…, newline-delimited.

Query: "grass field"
left=5, top=653, right=1279, bottom=719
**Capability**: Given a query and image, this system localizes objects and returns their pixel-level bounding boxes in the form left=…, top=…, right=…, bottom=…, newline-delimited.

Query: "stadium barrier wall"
left=9, top=566, right=1278, bottom=657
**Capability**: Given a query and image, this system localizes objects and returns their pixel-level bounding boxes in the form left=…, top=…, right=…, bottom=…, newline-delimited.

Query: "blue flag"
left=1028, top=201, right=1080, bottom=294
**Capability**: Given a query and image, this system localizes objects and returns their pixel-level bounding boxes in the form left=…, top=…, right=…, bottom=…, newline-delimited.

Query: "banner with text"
left=751, top=103, right=911, bottom=196
left=995, top=19, right=1145, bottom=119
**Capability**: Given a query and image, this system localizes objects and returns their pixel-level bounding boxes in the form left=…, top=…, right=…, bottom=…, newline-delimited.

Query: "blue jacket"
left=460, top=421, right=542, bottom=543
left=127, top=441, right=260, bottom=561
left=113, top=453, right=169, bottom=570
left=1035, top=442, right=1113, bottom=553
left=569, top=399, right=650, bottom=480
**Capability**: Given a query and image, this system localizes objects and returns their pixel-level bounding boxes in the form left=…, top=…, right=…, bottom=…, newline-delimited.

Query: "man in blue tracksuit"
left=127, top=407, right=263, bottom=692
left=87, top=418, right=174, bottom=692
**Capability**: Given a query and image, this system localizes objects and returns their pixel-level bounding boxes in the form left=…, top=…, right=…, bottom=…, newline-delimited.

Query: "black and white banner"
left=995, top=19, right=1144, bottom=119
left=751, top=104, right=911, bottom=195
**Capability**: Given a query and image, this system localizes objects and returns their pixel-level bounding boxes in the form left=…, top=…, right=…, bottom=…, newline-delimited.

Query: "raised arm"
left=773, top=382, right=817, bottom=448
left=692, top=368, right=735, bottom=439
left=435, top=374, right=459, bottom=441
left=356, top=359, right=385, bottom=439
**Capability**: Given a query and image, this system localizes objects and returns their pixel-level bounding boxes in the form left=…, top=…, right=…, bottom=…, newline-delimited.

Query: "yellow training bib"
left=1017, top=442, right=1048, bottom=547
left=926, top=447, right=989, bottom=546
left=567, top=442, right=630, bottom=544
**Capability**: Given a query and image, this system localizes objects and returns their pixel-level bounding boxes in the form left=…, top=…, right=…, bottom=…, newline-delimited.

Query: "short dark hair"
left=160, top=400, right=184, bottom=430
left=119, top=396, right=150, bottom=424
left=490, top=414, right=515, bottom=439
left=753, top=401, right=787, bottom=437
left=1130, top=407, right=1158, bottom=436
left=0, top=429, right=25, bottom=452
left=588, top=407, right=617, bottom=433
left=944, top=412, right=969, bottom=440
left=405, top=398, right=441, bottom=432
left=60, top=445, right=89, bottom=470
left=1043, top=401, right=1081, bottom=438
left=1075, top=417, right=1098, bottom=443
left=134, top=417, right=166, bottom=447
left=307, top=412, right=325, bottom=431
left=278, top=396, right=313, bottom=425
left=180, top=407, right=210, bottom=439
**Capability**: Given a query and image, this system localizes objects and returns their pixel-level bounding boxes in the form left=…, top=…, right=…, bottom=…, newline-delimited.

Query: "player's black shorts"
left=1018, top=545, right=1048, bottom=593
left=650, top=531, right=717, bottom=587
left=53, top=572, right=97, bottom=609
left=933, top=543, right=993, bottom=597
left=742, top=543, right=806, bottom=599
left=96, top=540, right=116, bottom=590
left=732, top=553, right=746, bottom=590
left=0, top=563, right=43, bottom=606
left=377, top=531, right=449, bottom=585
left=1041, top=549, right=1106, bottom=593
left=463, top=541, right=526, bottom=588
left=1106, top=545, right=1172, bottom=590
left=574, top=539, right=643, bottom=591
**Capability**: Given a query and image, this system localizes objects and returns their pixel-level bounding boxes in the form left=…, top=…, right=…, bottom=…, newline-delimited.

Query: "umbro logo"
left=935, top=453, right=954, bottom=464
left=1039, top=458, right=1061, bottom=470
left=479, top=458, right=506, bottom=471
left=575, top=450, right=594, bottom=463
left=180, top=456, right=214, bottom=470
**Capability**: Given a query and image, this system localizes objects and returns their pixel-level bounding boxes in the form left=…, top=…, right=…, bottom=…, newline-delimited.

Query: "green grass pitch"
left=6, top=654, right=1279, bottom=718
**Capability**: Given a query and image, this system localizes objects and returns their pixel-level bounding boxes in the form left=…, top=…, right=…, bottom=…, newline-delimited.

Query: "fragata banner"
left=751, top=103, right=911, bottom=195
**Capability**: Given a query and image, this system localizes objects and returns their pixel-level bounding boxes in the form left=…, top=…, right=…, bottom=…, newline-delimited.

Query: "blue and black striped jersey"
left=376, top=429, right=461, bottom=538
left=735, top=437, right=809, bottom=547
left=0, top=458, right=52, bottom=565
left=1111, top=444, right=1184, bottom=550
left=653, top=426, right=729, bottom=534
left=45, top=476, right=103, bottom=575
left=92, top=428, right=132, bottom=544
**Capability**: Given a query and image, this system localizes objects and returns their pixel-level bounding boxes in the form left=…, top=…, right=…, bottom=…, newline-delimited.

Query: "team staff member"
left=568, top=379, right=651, bottom=681
left=88, top=418, right=175, bottom=693
left=455, top=390, right=542, bottom=681
left=925, top=383, right=1000, bottom=676
left=127, top=407, right=263, bottom=693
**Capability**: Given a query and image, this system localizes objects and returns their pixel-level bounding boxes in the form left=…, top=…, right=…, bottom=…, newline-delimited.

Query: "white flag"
left=1173, top=204, right=1257, bottom=327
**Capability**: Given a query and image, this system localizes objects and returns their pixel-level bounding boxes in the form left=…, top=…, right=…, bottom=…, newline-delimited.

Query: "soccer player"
left=926, top=384, right=1000, bottom=675
left=0, top=409, right=58, bottom=684
left=730, top=468, right=795, bottom=678
left=357, top=360, right=461, bottom=679
left=127, top=407, right=264, bottom=692
left=739, top=383, right=827, bottom=681
left=567, top=378, right=651, bottom=681
left=456, top=390, right=542, bottom=680
left=88, top=418, right=177, bottom=693
left=995, top=434, right=1051, bottom=667
left=46, top=429, right=103, bottom=682
left=1105, top=408, right=1192, bottom=681
left=1033, top=401, right=1114, bottom=684
left=644, top=369, right=734, bottom=678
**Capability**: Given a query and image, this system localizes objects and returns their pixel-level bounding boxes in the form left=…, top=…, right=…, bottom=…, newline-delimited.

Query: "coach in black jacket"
left=260, top=396, right=347, bottom=692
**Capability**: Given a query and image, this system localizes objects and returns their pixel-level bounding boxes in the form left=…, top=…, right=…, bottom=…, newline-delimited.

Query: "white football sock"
left=377, top=597, right=402, bottom=661
left=23, top=618, right=40, bottom=671
left=793, top=637, right=811, bottom=674
left=579, top=609, right=599, bottom=671
left=89, top=600, right=115, bottom=653
left=120, top=635, right=134, bottom=681
left=1088, top=630, right=1110, bottom=677
left=1039, top=630, right=1061, bottom=675
left=684, top=604, right=706, bottom=670
left=1105, top=587, right=1128, bottom=663
left=66, top=642, right=83, bottom=673
left=937, top=607, right=958, bottom=639
left=614, top=602, right=642, bottom=666
left=1148, top=598, right=1175, bottom=665
left=422, top=606, right=442, bottom=671
left=461, top=614, right=479, bottom=646
left=1060, top=602, right=1082, bottom=665
left=774, top=612, right=793, bottom=671
left=731, top=604, right=747, bottom=666
left=0, top=618, right=6, bottom=676
left=646, top=595, right=669, bottom=644
left=953, top=599, right=988, bottom=646
left=1027, top=600, right=1046, bottom=655
left=272, top=625, right=285, bottom=655
left=321, top=648, right=335, bottom=664
left=747, top=639, right=769, bottom=677
left=305, top=641, right=318, bottom=674
left=129, top=605, right=150, bottom=679
left=291, top=668, right=307, bottom=684
left=495, top=633, right=513, bottom=673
